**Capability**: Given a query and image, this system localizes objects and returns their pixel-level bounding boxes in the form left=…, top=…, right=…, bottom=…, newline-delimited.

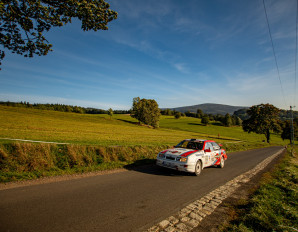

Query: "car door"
left=211, top=142, right=221, bottom=163
left=212, top=142, right=220, bottom=155
left=203, top=142, right=214, bottom=167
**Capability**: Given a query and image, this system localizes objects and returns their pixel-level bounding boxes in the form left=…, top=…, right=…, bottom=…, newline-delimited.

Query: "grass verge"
left=222, top=146, right=297, bottom=232
left=0, top=142, right=167, bottom=182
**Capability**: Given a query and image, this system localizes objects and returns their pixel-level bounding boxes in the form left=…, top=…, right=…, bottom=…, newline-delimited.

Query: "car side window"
left=195, top=142, right=204, bottom=150
left=205, top=142, right=214, bottom=151
left=212, top=142, right=220, bottom=150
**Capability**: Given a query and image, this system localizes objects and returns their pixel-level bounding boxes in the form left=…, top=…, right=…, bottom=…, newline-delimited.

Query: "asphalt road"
left=0, top=146, right=283, bottom=232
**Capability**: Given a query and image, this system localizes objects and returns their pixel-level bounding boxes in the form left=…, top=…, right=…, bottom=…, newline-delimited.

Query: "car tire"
left=219, top=156, right=224, bottom=168
left=194, top=160, right=202, bottom=176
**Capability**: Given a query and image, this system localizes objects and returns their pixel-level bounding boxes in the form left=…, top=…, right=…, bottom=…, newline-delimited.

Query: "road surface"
left=0, top=146, right=283, bottom=232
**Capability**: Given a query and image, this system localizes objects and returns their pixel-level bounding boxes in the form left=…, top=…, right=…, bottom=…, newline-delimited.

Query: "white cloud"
left=173, top=63, right=189, bottom=73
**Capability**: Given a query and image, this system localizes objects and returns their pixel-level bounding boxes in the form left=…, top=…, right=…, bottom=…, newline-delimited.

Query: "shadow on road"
left=124, top=159, right=217, bottom=177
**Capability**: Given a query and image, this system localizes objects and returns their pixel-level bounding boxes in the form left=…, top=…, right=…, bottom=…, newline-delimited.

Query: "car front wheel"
left=219, top=157, right=224, bottom=168
left=195, top=160, right=202, bottom=176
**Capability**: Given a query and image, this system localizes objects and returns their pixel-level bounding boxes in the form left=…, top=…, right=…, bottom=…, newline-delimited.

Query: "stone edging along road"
left=145, top=148, right=285, bottom=232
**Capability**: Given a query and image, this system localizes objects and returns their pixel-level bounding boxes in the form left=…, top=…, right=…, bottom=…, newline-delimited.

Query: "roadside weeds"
left=193, top=147, right=297, bottom=232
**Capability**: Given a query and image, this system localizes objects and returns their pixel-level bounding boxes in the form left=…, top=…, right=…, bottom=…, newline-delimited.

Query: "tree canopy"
left=201, top=115, right=210, bottom=125
left=131, top=97, right=161, bottom=128
left=223, top=113, right=232, bottom=127
left=0, top=0, right=117, bottom=68
left=281, top=120, right=298, bottom=143
left=174, top=111, right=181, bottom=119
left=108, top=108, right=113, bottom=119
left=242, top=103, right=281, bottom=143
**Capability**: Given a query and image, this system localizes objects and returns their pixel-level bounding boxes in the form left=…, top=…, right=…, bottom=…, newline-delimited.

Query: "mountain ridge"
left=168, top=103, right=248, bottom=115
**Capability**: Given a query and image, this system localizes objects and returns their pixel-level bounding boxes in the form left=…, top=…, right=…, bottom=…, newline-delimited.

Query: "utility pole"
left=290, top=106, right=295, bottom=145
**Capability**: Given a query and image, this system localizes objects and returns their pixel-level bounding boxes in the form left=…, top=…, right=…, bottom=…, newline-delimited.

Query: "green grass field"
left=0, top=105, right=286, bottom=147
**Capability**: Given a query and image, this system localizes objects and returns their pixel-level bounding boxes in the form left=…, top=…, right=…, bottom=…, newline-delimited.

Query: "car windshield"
left=175, top=140, right=204, bottom=150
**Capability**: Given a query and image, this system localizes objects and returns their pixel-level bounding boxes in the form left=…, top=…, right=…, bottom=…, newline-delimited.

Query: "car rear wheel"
left=195, top=160, right=202, bottom=176
left=219, top=157, right=224, bottom=168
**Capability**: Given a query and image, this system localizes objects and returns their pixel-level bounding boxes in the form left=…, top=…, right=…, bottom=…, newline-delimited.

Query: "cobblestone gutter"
left=145, top=148, right=285, bottom=232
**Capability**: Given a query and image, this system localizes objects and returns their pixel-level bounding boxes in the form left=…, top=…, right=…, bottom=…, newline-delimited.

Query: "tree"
left=0, top=0, right=117, bottom=68
left=281, top=120, right=298, bottom=143
left=201, top=115, right=210, bottom=125
left=196, top=109, right=203, bottom=118
left=131, top=97, right=161, bottom=128
left=162, top=109, right=173, bottom=116
left=234, top=115, right=242, bottom=126
left=108, top=108, right=113, bottom=119
left=174, top=111, right=181, bottom=119
left=223, top=113, right=233, bottom=127
left=242, top=104, right=281, bottom=143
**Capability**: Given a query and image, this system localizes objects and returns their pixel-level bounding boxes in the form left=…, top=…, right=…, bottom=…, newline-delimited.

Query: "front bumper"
left=156, top=159, right=196, bottom=173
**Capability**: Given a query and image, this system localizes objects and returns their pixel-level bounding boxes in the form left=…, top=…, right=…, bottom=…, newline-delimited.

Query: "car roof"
left=184, top=139, right=216, bottom=143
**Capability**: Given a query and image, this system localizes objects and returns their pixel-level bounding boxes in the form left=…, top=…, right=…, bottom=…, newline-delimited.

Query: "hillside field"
left=0, top=106, right=285, bottom=146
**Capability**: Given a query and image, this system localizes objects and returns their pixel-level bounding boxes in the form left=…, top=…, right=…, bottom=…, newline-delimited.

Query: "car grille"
left=165, top=156, right=176, bottom=160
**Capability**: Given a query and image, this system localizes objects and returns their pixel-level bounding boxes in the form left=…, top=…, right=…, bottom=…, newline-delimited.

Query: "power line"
left=295, top=0, right=298, bottom=106
left=262, top=0, right=287, bottom=107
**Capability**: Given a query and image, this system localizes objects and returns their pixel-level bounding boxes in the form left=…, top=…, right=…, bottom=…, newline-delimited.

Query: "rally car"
left=156, top=139, right=227, bottom=176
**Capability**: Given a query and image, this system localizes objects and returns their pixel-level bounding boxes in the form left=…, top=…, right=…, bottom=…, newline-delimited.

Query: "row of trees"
left=0, top=101, right=130, bottom=114
left=161, top=108, right=242, bottom=127
left=201, top=113, right=242, bottom=127
left=134, top=100, right=297, bottom=144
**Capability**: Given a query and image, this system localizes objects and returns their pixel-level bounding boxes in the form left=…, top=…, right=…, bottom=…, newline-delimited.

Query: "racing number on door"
left=204, top=142, right=214, bottom=166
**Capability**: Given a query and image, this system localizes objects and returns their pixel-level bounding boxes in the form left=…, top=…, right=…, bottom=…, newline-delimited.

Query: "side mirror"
left=219, top=144, right=223, bottom=147
left=204, top=148, right=211, bottom=152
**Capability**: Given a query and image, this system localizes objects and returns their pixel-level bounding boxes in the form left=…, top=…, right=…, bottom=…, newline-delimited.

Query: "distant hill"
left=170, top=103, right=248, bottom=115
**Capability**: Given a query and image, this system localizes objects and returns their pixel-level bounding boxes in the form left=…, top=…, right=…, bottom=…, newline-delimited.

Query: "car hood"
left=160, top=148, right=202, bottom=157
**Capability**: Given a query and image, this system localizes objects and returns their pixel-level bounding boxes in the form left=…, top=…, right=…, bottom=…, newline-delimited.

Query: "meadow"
left=0, top=106, right=285, bottom=146
left=0, top=105, right=288, bottom=182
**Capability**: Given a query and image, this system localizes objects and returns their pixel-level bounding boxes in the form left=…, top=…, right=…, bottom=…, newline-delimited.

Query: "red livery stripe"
left=181, top=150, right=198, bottom=157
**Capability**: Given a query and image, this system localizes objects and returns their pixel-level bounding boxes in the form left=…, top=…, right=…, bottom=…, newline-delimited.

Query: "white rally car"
left=156, top=139, right=227, bottom=176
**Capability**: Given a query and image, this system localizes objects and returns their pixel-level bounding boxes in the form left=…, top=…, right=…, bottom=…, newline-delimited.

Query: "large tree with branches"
left=242, top=103, right=281, bottom=143
left=131, top=97, right=161, bottom=128
left=0, top=0, right=117, bottom=68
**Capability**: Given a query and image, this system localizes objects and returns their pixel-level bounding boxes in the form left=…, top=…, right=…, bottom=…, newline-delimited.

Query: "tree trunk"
left=266, top=129, right=270, bottom=143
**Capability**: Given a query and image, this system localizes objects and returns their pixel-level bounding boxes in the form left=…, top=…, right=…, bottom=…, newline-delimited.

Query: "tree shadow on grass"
left=188, top=122, right=223, bottom=127
left=116, top=119, right=139, bottom=125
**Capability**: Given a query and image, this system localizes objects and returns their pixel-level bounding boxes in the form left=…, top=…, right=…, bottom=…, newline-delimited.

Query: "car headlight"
left=158, top=153, right=165, bottom=158
left=179, top=157, right=187, bottom=162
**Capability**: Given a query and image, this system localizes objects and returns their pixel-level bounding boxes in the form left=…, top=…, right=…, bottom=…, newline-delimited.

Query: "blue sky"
left=1, top=0, right=297, bottom=110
